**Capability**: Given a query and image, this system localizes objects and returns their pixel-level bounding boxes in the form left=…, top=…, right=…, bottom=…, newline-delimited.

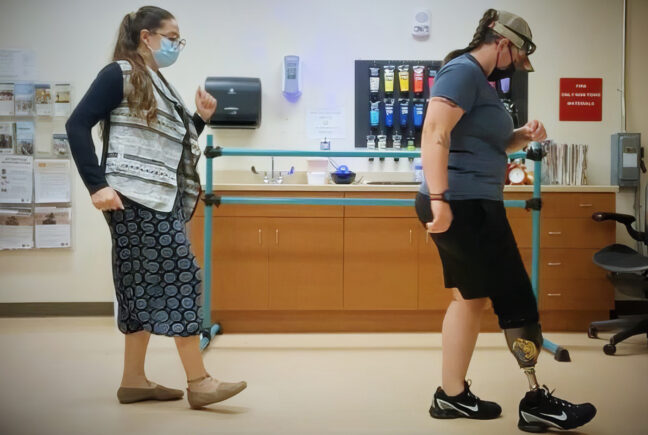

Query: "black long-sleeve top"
left=65, top=62, right=206, bottom=194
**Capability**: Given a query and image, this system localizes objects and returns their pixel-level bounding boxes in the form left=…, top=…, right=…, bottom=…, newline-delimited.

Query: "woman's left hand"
left=195, top=87, right=217, bottom=121
left=521, top=119, right=547, bottom=142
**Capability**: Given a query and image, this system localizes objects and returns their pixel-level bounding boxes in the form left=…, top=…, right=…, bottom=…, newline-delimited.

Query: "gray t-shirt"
left=419, top=53, right=514, bottom=201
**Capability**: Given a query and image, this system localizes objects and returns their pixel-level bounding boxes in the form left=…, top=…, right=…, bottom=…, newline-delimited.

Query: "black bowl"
left=331, top=171, right=356, bottom=184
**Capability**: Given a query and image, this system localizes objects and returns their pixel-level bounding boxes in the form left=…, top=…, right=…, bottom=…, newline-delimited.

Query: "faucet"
left=251, top=157, right=295, bottom=184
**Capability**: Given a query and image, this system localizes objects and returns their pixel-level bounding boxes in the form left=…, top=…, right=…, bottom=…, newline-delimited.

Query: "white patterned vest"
left=103, top=60, right=201, bottom=220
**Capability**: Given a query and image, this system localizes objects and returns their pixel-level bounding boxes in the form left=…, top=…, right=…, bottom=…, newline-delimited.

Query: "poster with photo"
left=0, top=207, right=34, bottom=250
left=35, top=206, right=71, bottom=248
left=0, top=83, right=14, bottom=116
left=52, top=133, right=69, bottom=157
left=0, top=122, right=14, bottom=154
left=0, top=154, right=33, bottom=203
left=35, top=83, right=52, bottom=116
left=15, top=121, right=34, bottom=155
left=14, top=82, right=35, bottom=116
left=54, top=83, right=71, bottom=116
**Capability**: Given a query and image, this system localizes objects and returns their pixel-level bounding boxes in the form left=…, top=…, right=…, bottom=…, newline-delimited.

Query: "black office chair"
left=590, top=190, right=648, bottom=355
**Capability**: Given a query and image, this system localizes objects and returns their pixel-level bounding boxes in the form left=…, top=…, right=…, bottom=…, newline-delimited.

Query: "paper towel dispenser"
left=204, top=77, right=261, bottom=129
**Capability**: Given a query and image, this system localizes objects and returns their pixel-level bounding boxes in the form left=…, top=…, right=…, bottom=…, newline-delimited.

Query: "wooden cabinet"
left=507, top=192, right=616, bottom=326
left=343, top=218, right=419, bottom=310
left=192, top=217, right=269, bottom=310
left=189, top=189, right=616, bottom=332
left=268, top=218, right=343, bottom=310
left=190, top=192, right=344, bottom=311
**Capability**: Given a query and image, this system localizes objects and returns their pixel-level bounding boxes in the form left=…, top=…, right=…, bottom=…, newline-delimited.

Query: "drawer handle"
left=276, top=229, right=279, bottom=245
left=579, top=203, right=593, bottom=207
left=547, top=262, right=562, bottom=266
left=258, top=229, right=262, bottom=245
left=548, top=231, right=562, bottom=235
left=547, top=293, right=562, bottom=297
left=409, top=229, right=413, bottom=245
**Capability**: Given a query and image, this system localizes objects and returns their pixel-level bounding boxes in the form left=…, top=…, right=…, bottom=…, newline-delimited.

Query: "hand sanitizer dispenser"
left=283, top=55, right=302, bottom=100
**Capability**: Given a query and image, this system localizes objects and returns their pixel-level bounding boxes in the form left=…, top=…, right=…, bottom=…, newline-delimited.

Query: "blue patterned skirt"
left=103, top=194, right=203, bottom=337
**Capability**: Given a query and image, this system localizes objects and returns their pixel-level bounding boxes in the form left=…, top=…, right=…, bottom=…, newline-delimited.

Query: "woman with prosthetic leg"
left=414, top=8, right=596, bottom=433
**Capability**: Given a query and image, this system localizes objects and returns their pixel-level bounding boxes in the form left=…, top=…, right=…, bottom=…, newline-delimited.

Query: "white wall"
left=0, top=0, right=629, bottom=302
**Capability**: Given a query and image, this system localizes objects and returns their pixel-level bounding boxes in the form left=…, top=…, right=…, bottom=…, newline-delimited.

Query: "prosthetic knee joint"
left=504, top=323, right=543, bottom=390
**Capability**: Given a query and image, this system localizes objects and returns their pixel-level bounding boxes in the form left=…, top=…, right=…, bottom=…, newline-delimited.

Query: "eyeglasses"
left=153, top=32, right=187, bottom=51
left=521, top=40, right=536, bottom=56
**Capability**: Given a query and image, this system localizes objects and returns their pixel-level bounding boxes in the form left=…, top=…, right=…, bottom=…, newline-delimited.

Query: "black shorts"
left=414, top=193, right=538, bottom=327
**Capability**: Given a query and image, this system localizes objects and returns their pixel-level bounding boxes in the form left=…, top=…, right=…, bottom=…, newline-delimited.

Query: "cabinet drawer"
left=542, top=193, right=615, bottom=218
left=540, top=279, right=614, bottom=310
left=540, top=249, right=606, bottom=280
left=541, top=219, right=615, bottom=248
left=509, top=218, right=614, bottom=249
left=344, top=192, right=417, bottom=218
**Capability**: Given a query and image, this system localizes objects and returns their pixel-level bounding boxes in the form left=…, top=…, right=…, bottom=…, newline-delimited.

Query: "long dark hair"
left=443, top=9, right=501, bottom=66
left=113, top=6, right=174, bottom=125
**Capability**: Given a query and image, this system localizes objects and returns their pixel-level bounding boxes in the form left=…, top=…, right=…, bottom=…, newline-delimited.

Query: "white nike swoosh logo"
left=456, top=402, right=479, bottom=412
left=436, top=399, right=469, bottom=416
left=539, top=411, right=568, bottom=421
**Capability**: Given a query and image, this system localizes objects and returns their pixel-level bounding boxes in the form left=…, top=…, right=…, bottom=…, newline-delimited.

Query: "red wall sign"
left=559, top=78, right=602, bottom=121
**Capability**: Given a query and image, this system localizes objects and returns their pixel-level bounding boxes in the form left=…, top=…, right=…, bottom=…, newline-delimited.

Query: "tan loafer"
left=117, top=383, right=184, bottom=404
left=187, top=379, right=247, bottom=409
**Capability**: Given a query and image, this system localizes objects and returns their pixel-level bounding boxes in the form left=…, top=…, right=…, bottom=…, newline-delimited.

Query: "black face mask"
left=487, top=46, right=516, bottom=81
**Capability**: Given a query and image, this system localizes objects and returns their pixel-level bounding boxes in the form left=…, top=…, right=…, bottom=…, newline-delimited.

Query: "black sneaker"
left=518, top=385, right=597, bottom=433
left=429, top=380, right=502, bottom=420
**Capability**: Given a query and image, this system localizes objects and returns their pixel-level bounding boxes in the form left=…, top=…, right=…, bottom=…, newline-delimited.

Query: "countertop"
left=208, top=183, right=619, bottom=193
left=205, top=171, right=619, bottom=193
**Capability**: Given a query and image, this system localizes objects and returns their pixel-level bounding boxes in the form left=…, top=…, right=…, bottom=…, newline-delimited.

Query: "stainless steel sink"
left=365, top=181, right=421, bottom=185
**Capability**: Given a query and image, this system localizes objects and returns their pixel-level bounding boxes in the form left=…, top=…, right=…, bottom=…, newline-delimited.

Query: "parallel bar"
left=508, top=151, right=527, bottom=160
left=217, top=148, right=422, bottom=158
left=215, top=196, right=529, bottom=208
left=207, top=141, right=534, bottom=161
left=201, top=139, right=569, bottom=360
left=219, top=197, right=412, bottom=207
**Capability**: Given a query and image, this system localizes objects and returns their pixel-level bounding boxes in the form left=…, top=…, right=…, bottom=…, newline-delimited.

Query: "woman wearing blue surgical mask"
left=66, top=6, right=247, bottom=409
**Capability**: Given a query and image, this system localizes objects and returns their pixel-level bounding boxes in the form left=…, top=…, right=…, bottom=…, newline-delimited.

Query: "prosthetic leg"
left=504, top=323, right=543, bottom=390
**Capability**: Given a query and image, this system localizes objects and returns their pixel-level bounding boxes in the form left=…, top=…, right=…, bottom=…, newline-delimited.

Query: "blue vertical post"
left=200, top=134, right=219, bottom=350
left=529, top=143, right=569, bottom=361
left=531, top=158, right=541, bottom=299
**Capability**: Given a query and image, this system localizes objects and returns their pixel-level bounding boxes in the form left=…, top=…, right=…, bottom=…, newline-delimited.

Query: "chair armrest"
left=593, top=212, right=645, bottom=242
left=592, top=212, right=636, bottom=225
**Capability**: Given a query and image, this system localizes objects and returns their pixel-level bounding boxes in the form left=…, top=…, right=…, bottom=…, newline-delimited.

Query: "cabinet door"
left=344, top=218, right=419, bottom=310
left=418, top=228, right=453, bottom=310
left=196, top=217, right=269, bottom=310
left=268, top=218, right=344, bottom=310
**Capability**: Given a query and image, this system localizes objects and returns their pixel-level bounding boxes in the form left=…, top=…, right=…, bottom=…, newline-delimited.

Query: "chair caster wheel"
left=603, top=344, right=616, bottom=355
left=587, top=327, right=597, bottom=339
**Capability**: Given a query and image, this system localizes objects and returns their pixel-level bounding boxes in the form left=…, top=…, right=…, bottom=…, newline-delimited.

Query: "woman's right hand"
left=426, top=201, right=453, bottom=233
left=91, top=187, right=124, bottom=211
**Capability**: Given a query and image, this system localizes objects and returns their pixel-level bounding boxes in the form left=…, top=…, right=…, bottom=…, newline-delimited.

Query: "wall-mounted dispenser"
left=282, top=55, right=302, bottom=100
left=204, top=77, right=262, bottom=129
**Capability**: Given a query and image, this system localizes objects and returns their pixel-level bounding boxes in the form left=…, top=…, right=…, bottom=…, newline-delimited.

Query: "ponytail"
left=443, top=9, right=500, bottom=66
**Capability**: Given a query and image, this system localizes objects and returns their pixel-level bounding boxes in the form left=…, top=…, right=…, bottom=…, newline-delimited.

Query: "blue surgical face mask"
left=150, top=37, right=180, bottom=68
